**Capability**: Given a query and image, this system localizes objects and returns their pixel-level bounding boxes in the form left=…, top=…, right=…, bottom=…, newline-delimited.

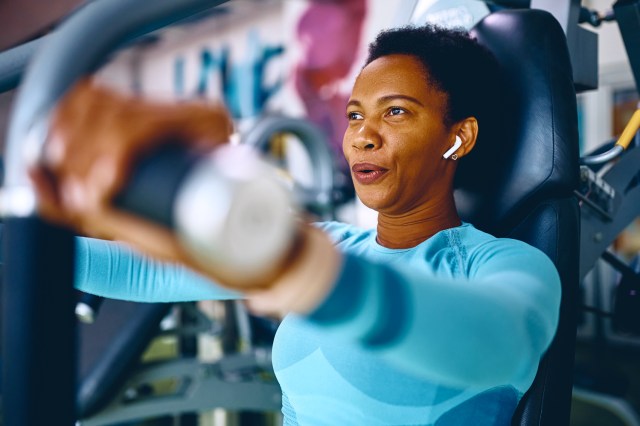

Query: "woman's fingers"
left=78, top=205, right=190, bottom=262
left=30, top=79, right=234, bottom=244
left=27, top=78, right=248, bottom=287
left=27, top=167, right=67, bottom=225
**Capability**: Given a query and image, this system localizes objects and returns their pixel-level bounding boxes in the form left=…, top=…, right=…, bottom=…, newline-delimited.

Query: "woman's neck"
left=376, top=195, right=461, bottom=249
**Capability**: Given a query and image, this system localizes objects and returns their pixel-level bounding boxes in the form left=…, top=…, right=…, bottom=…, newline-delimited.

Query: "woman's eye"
left=388, top=107, right=406, bottom=116
left=347, top=112, right=363, bottom=120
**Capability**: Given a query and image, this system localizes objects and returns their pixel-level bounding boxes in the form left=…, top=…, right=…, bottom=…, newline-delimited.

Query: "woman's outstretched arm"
left=280, top=237, right=560, bottom=389
left=75, top=236, right=240, bottom=302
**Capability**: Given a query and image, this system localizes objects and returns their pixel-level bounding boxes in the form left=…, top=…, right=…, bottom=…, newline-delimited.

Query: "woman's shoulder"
left=457, top=223, right=558, bottom=278
left=455, top=222, right=538, bottom=254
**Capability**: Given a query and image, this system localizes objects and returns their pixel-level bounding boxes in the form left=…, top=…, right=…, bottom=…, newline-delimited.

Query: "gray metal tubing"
left=0, top=36, right=48, bottom=94
left=5, top=0, right=228, bottom=190
left=580, top=144, right=624, bottom=165
left=242, top=115, right=336, bottom=213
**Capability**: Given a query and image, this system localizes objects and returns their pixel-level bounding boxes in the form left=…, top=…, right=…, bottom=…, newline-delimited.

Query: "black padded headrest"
left=455, top=10, right=580, bottom=236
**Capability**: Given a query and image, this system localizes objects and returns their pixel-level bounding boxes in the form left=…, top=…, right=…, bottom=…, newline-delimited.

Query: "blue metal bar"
left=0, top=36, right=48, bottom=93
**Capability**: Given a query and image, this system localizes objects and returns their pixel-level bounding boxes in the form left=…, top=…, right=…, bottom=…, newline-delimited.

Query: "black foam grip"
left=113, top=143, right=200, bottom=229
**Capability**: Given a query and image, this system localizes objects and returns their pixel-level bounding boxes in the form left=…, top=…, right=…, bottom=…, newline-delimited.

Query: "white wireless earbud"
left=443, top=135, right=462, bottom=159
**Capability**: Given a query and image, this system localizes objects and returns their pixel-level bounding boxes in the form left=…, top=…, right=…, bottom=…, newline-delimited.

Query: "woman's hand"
left=28, top=80, right=343, bottom=312
left=29, top=80, right=233, bottom=263
left=246, top=225, right=342, bottom=317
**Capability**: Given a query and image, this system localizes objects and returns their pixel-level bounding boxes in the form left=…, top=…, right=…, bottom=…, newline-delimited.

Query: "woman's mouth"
left=351, top=163, right=389, bottom=185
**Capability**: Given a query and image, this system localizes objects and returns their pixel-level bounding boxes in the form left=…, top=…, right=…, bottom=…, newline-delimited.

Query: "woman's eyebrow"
left=346, top=95, right=424, bottom=109
left=377, top=94, right=424, bottom=107
left=346, top=94, right=424, bottom=109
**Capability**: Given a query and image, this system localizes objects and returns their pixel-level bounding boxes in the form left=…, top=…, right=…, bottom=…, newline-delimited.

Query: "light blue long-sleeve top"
left=75, top=221, right=561, bottom=425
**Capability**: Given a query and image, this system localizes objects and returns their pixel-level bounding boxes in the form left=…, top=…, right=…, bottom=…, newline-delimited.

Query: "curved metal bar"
left=0, top=36, right=48, bottom=94
left=242, top=115, right=336, bottom=218
left=580, top=144, right=624, bottom=165
left=5, top=0, right=228, bottom=192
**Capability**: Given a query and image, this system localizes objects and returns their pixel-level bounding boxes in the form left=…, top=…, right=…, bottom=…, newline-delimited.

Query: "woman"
left=30, top=25, right=560, bottom=425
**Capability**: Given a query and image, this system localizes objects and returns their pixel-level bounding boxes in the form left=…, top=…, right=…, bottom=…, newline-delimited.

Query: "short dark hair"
left=365, top=25, right=502, bottom=133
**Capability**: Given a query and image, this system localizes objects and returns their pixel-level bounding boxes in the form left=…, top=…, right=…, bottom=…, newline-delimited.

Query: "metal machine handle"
left=114, top=142, right=296, bottom=282
left=113, top=143, right=201, bottom=229
left=242, top=115, right=336, bottom=218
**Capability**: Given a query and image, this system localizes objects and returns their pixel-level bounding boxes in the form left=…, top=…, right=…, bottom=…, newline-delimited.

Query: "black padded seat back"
left=508, top=198, right=580, bottom=425
left=454, top=10, right=581, bottom=426
left=456, top=9, right=580, bottom=235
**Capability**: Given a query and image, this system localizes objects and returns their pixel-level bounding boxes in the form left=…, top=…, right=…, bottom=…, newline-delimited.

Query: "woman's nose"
left=352, top=123, right=381, bottom=151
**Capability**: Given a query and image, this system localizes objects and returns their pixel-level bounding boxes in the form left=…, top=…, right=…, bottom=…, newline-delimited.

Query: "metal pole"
left=0, top=36, right=48, bottom=93
left=1, top=217, right=76, bottom=425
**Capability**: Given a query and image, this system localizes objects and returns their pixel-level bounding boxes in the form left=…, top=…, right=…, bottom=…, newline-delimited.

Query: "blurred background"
left=1, top=1, right=640, bottom=425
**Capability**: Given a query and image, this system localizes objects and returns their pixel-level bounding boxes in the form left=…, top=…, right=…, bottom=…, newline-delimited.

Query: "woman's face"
left=343, top=54, right=455, bottom=215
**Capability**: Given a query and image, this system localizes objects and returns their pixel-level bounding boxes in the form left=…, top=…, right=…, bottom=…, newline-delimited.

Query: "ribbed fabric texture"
left=72, top=222, right=560, bottom=425
left=272, top=222, right=560, bottom=425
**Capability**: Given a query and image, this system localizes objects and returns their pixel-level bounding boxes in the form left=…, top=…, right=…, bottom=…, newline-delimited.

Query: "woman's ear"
left=450, top=117, right=478, bottom=159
